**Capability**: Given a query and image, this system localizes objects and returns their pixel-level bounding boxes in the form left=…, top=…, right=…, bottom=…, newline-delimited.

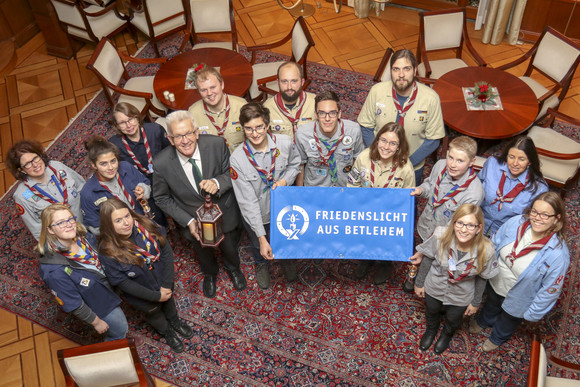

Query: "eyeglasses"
left=169, top=130, right=197, bottom=143
left=116, top=117, right=137, bottom=128
left=454, top=220, right=479, bottom=231
left=529, top=208, right=556, bottom=220
left=316, top=110, right=339, bottom=119
left=50, top=216, right=77, bottom=229
left=244, top=124, right=267, bottom=134
left=378, top=138, right=399, bottom=148
left=21, top=155, right=42, bottom=170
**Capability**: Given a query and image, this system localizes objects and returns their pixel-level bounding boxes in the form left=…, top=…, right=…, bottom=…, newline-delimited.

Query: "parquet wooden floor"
left=0, top=2, right=579, bottom=385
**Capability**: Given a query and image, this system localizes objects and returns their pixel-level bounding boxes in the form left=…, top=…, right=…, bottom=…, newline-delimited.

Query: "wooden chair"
left=498, top=26, right=580, bottom=122
left=57, top=338, right=155, bottom=387
left=246, top=16, right=315, bottom=100
left=417, top=8, right=486, bottom=82
left=50, top=0, right=129, bottom=48
left=86, top=38, right=167, bottom=119
left=179, top=0, right=238, bottom=52
left=527, top=335, right=580, bottom=386
left=128, top=0, right=188, bottom=57
left=373, top=47, right=394, bottom=82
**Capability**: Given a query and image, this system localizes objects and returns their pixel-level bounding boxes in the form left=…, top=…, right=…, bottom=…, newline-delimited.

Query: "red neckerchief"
left=370, top=159, right=397, bottom=188
left=392, top=82, right=418, bottom=127
left=243, top=134, right=278, bottom=192
left=58, top=237, right=101, bottom=270
left=25, top=165, right=68, bottom=204
left=121, top=127, right=153, bottom=175
left=447, top=248, right=475, bottom=284
left=313, top=120, right=345, bottom=166
left=432, top=167, right=477, bottom=209
left=133, top=220, right=160, bottom=269
left=97, top=172, right=136, bottom=209
left=490, top=171, right=529, bottom=211
left=274, top=91, right=307, bottom=137
left=507, top=220, right=554, bottom=267
left=204, top=95, right=231, bottom=145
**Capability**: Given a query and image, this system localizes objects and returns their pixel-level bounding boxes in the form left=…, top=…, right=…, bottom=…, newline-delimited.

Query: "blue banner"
left=270, top=186, right=415, bottom=261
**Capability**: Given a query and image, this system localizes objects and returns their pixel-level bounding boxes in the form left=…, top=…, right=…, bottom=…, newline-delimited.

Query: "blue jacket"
left=479, top=157, right=548, bottom=236
left=80, top=161, right=150, bottom=230
left=492, top=215, right=569, bottom=321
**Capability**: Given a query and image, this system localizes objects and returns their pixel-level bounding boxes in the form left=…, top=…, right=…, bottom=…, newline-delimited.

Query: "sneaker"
left=482, top=339, right=499, bottom=352
left=281, top=260, right=297, bottom=282
left=355, top=260, right=372, bottom=280
left=373, top=262, right=393, bottom=285
left=256, top=262, right=271, bottom=289
left=469, top=319, right=485, bottom=334
left=170, top=318, right=194, bottom=339
left=163, top=328, right=184, bottom=353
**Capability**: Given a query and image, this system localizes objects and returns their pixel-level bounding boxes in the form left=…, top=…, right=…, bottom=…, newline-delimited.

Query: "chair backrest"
left=57, top=338, right=152, bottom=387
left=87, top=38, right=126, bottom=102
left=141, top=0, right=186, bottom=36
left=531, top=28, right=580, bottom=85
left=51, top=0, right=87, bottom=31
left=374, top=47, right=394, bottom=82
left=421, top=9, right=464, bottom=52
left=189, top=0, right=237, bottom=50
left=290, top=16, right=315, bottom=64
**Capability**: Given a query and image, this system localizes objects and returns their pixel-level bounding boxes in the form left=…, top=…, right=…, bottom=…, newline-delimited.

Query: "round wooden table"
left=153, top=48, right=253, bottom=111
left=433, top=66, right=538, bottom=141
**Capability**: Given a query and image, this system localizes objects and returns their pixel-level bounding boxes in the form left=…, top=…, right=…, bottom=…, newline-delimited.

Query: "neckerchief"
left=243, top=135, right=278, bottom=193
left=490, top=170, right=529, bottom=211
left=274, top=91, right=307, bottom=137
left=392, top=82, right=418, bottom=127
left=121, top=127, right=153, bottom=175
left=313, top=121, right=345, bottom=183
left=370, top=159, right=397, bottom=188
left=506, top=220, right=554, bottom=267
left=133, top=220, right=160, bottom=268
left=447, top=248, right=475, bottom=284
left=58, top=237, right=101, bottom=270
left=432, top=167, right=477, bottom=210
left=204, top=95, right=231, bottom=146
left=25, top=165, right=68, bottom=204
left=97, top=172, right=136, bottom=209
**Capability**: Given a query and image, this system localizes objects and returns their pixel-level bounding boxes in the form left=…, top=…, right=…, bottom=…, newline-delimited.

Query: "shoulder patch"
left=94, top=197, right=108, bottom=206
left=15, top=203, right=25, bottom=216
left=230, top=166, right=238, bottom=180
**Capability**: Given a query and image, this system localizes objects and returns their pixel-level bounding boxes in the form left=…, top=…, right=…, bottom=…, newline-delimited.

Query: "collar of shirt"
left=247, top=134, right=277, bottom=154
left=499, top=162, right=529, bottom=185
left=314, top=120, right=342, bottom=141
left=176, top=146, right=201, bottom=169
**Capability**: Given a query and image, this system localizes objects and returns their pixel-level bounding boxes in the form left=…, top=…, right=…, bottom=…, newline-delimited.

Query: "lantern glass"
left=196, top=195, right=224, bottom=247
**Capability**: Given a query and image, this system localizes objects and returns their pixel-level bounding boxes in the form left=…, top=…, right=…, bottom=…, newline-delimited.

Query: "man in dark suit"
left=152, top=110, right=246, bottom=298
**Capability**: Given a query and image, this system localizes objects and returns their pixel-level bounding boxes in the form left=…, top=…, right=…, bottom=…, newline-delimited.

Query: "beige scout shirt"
left=357, top=81, right=445, bottom=169
left=263, top=92, right=317, bottom=139
left=188, top=94, right=247, bottom=153
left=347, top=148, right=415, bottom=188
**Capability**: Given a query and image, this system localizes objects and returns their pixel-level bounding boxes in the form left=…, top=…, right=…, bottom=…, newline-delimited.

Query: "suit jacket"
left=152, top=134, right=240, bottom=233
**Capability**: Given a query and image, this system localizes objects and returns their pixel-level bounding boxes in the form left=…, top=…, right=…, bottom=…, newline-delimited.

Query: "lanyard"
left=25, top=165, right=68, bottom=204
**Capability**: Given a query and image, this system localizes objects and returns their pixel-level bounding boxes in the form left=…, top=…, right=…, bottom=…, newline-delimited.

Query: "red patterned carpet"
left=0, top=36, right=578, bottom=386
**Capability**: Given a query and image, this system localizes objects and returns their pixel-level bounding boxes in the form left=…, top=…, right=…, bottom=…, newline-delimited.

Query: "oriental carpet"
left=0, top=35, right=578, bottom=386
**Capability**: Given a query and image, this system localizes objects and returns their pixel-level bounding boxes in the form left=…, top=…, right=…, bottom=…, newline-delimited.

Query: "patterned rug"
left=1, top=35, right=579, bottom=386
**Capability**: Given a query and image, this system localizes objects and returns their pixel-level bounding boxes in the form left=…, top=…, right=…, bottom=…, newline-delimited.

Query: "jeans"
left=477, top=283, right=523, bottom=345
left=101, top=306, right=128, bottom=341
left=414, top=166, right=425, bottom=186
left=243, top=219, right=270, bottom=264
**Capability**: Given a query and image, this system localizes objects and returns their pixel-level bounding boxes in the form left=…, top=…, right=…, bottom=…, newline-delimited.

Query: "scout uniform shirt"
left=357, top=81, right=445, bottom=169
left=295, top=119, right=364, bottom=187
left=189, top=94, right=246, bottom=153
left=263, top=91, right=316, bottom=139
left=416, top=159, right=484, bottom=241
left=347, top=148, right=415, bottom=188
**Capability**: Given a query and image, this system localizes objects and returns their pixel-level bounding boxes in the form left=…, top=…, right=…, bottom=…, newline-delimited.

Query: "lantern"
left=196, top=195, right=224, bottom=247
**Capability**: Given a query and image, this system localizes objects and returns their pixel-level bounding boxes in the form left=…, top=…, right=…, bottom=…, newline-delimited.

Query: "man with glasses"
left=152, top=110, right=246, bottom=298
left=262, top=61, right=316, bottom=140
left=295, top=90, right=364, bottom=187
left=230, top=103, right=301, bottom=289
left=357, top=49, right=445, bottom=184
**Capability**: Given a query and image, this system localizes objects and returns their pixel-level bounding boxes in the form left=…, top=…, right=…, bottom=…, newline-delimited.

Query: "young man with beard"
left=263, top=62, right=316, bottom=140
left=230, top=103, right=301, bottom=289
left=188, top=65, right=247, bottom=153
left=358, top=49, right=445, bottom=184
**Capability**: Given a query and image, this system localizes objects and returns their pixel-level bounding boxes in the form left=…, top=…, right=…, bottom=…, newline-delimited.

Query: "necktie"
left=189, top=158, right=202, bottom=192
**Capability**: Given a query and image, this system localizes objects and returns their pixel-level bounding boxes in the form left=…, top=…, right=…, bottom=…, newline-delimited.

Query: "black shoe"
left=434, top=332, right=453, bottom=354
left=355, top=260, right=371, bottom=279
left=163, top=328, right=184, bottom=353
left=419, top=330, right=438, bottom=351
left=203, top=275, right=216, bottom=298
left=402, top=278, right=415, bottom=293
left=170, top=318, right=194, bottom=339
left=226, top=269, right=247, bottom=291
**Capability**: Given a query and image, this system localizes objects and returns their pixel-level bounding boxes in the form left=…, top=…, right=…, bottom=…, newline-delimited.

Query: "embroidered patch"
left=59, top=169, right=67, bottom=178
left=80, top=278, right=91, bottom=287
left=15, top=203, right=25, bottom=216
left=230, top=167, right=238, bottom=180
left=275, top=149, right=280, bottom=157
left=554, top=275, right=564, bottom=285
left=343, top=165, right=352, bottom=173
left=342, top=136, right=353, bottom=146
left=64, top=267, right=73, bottom=275
left=94, top=197, right=108, bottom=206
left=547, top=287, right=558, bottom=294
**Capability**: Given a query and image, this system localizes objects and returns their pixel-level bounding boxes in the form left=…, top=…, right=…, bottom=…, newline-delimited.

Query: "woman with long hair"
left=413, top=204, right=497, bottom=354
left=7, top=140, right=85, bottom=240
left=348, top=122, right=415, bottom=285
left=98, top=198, right=192, bottom=353
left=479, top=135, right=548, bottom=236
left=470, top=192, right=570, bottom=352
left=37, top=204, right=127, bottom=341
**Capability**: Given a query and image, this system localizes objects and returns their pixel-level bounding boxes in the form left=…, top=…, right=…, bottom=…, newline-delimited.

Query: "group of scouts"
left=7, top=49, right=570, bottom=355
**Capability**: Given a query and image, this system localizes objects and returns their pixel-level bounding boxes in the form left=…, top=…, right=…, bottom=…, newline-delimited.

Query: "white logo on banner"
left=276, top=205, right=310, bottom=240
